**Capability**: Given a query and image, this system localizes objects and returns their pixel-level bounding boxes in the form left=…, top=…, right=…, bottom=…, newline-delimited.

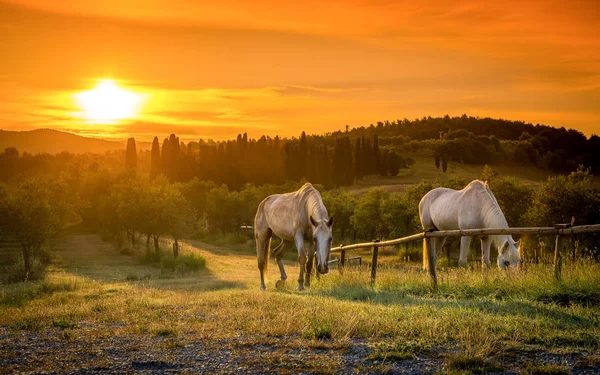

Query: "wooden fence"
left=329, top=224, right=600, bottom=286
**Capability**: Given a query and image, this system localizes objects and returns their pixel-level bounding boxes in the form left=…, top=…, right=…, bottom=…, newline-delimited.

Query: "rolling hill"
left=0, top=129, right=125, bottom=154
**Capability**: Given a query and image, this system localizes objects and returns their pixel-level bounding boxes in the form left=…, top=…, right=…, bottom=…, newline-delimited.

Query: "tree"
left=350, top=188, right=390, bottom=240
left=1, top=178, right=81, bottom=276
left=387, top=151, right=401, bottom=176
left=373, top=134, right=380, bottom=174
left=150, top=136, right=161, bottom=180
left=163, top=185, right=196, bottom=257
left=206, top=185, right=238, bottom=235
left=321, top=191, right=356, bottom=239
left=489, top=177, right=533, bottom=227
left=354, top=138, right=363, bottom=181
left=378, top=150, right=388, bottom=176
left=479, top=165, right=497, bottom=182
left=125, top=138, right=137, bottom=171
left=380, top=192, right=411, bottom=239
left=526, top=167, right=599, bottom=228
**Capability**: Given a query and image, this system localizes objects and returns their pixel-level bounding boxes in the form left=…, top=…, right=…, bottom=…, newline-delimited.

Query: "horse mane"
left=298, top=183, right=329, bottom=221
left=474, top=180, right=513, bottom=249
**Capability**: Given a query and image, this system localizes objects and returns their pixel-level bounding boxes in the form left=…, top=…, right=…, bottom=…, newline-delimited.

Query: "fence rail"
left=330, top=224, right=600, bottom=286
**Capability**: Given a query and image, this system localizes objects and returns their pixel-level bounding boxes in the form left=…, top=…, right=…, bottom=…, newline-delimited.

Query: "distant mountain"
left=0, top=129, right=126, bottom=154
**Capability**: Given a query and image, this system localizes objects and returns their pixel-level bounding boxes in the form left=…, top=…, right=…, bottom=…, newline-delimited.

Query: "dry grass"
left=1, top=233, right=599, bottom=373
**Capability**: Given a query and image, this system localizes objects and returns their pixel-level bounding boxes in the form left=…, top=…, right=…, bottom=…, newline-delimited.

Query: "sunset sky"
left=1, top=0, right=599, bottom=141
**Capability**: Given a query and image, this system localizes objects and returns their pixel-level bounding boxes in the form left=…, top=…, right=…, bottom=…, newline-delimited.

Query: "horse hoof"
left=296, top=285, right=305, bottom=291
left=275, top=280, right=285, bottom=289
left=260, top=285, right=266, bottom=291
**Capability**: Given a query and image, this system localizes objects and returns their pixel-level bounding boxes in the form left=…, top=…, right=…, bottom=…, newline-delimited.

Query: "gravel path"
left=2, top=325, right=599, bottom=374
left=0, top=326, right=444, bottom=374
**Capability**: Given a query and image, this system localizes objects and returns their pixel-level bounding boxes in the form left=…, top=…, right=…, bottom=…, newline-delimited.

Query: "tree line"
left=2, top=157, right=598, bottom=280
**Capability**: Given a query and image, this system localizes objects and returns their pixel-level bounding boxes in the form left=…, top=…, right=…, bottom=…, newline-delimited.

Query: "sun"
left=75, top=79, right=143, bottom=124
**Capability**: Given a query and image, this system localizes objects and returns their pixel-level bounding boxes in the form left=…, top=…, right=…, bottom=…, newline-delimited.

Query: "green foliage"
left=0, top=177, right=82, bottom=278
left=489, top=176, right=534, bottom=227
left=479, top=164, right=498, bottom=182
left=526, top=167, right=599, bottom=228
left=436, top=138, right=492, bottom=164
left=350, top=188, right=390, bottom=240
left=160, top=253, right=206, bottom=273
left=321, top=190, right=356, bottom=239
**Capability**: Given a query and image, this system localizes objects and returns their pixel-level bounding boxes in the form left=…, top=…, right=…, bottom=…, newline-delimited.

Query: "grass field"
left=345, top=155, right=554, bottom=195
left=1, top=233, right=599, bottom=374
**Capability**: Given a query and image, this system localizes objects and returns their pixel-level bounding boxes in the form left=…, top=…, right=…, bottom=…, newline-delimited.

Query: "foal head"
left=498, top=238, right=522, bottom=270
left=310, top=216, right=334, bottom=274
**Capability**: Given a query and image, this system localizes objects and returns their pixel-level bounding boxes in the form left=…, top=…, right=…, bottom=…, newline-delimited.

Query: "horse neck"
left=304, top=190, right=328, bottom=221
left=480, top=191, right=512, bottom=249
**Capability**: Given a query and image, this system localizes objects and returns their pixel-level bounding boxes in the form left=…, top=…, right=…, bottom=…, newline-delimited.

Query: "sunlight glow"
left=75, top=79, right=143, bottom=124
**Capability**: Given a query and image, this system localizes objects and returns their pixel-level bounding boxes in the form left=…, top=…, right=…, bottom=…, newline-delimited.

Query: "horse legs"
left=481, top=236, right=493, bottom=269
left=294, top=233, right=306, bottom=291
left=273, top=240, right=288, bottom=288
left=305, top=246, right=315, bottom=288
left=256, top=228, right=272, bottom=290
left=459, top=236, right=473, bottom=267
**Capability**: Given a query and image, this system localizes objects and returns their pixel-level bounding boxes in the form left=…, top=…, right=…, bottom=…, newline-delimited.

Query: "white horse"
left=254, top=183, right=334, bottom=291
left=419, top=180, right=522, bottom=286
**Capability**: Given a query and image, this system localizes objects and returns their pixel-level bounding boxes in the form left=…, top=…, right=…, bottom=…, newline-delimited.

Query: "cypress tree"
left=332, top=138, right=343, bottom=186
left=125, top=137, right=137, bottom=171
left=161, top=137, right=169, bottom=175
left=354, top=138, right=363, bottom=181
left=373, top=134, right=380, bottom=174
left=343, top=137, right=354, bottom=185
left=378, top=150, right=388, bottom=176
left=150, top=136, right=161, bottom=180
left=299, top=131, right=308, bottom=179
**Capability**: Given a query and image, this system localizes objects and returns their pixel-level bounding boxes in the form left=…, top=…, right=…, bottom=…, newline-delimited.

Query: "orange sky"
left=1, top=0, right=599, bottom=141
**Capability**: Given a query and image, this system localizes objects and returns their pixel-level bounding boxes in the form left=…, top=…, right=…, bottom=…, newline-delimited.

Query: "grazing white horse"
left=254, top=183, right=334, bottom=291
left=419, top=180, right=522, bottom=286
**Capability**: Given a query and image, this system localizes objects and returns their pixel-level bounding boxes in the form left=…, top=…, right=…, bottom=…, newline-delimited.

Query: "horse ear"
left=310, top=216, right=318, bottom=227
left=515, top=239, right=521, bottom=248
left=327, top=216, right=334, bottom=227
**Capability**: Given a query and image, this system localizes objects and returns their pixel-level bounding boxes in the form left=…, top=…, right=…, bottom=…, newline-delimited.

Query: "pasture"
left=1, top=233, right=599, bottom=374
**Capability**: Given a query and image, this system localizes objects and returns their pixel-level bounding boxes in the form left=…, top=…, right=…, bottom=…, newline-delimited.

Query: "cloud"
left=1, top=0, right=599, bottom=139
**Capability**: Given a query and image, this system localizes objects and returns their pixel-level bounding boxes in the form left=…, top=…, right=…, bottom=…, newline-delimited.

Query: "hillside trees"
left=150, top=136, right=161, bottom=180
left=322, top=190, right=356, bottom=239
left=125, top=138, right=137, bottom=171
left=0, top=177, right=81, bottom=276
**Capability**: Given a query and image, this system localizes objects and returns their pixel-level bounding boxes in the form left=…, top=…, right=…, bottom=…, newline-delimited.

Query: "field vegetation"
left=1, top=115, right=599, bottom=373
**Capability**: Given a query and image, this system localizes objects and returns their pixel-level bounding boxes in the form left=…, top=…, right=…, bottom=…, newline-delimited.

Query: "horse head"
left=498, top=239, right=522, bottom=270
left=310, top=215, right=334, bottom=274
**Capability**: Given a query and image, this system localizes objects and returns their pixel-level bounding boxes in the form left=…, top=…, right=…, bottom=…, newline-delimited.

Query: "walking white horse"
left=419, top=180, right=522, bottom=287
left=254, top=183, right=334, bottom=291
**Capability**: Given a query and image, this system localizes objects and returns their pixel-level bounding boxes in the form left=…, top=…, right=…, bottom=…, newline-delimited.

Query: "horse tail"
left=422, top=238, right=428, bottom=271
left=255, top=198, right=272, bottom=274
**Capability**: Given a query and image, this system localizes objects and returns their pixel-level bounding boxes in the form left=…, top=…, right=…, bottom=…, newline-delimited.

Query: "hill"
left=0, top=129, right=124, bottom=154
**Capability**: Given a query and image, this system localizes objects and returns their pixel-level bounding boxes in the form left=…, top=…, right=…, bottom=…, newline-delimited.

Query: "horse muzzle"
left=318, top=265, right=329, bottom=274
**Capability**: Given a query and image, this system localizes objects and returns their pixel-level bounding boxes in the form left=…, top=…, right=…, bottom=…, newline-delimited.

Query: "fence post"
left=554, top=234, right=564, bottom=281
left=553, top=223, right=572, bottom=281
left=371, top=239, right=380, bottom=285
left=339, top=248, right=346, bottom=274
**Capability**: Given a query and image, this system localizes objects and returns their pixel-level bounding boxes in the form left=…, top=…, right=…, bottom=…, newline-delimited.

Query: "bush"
left=160, top=253, right=206, bottom=273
